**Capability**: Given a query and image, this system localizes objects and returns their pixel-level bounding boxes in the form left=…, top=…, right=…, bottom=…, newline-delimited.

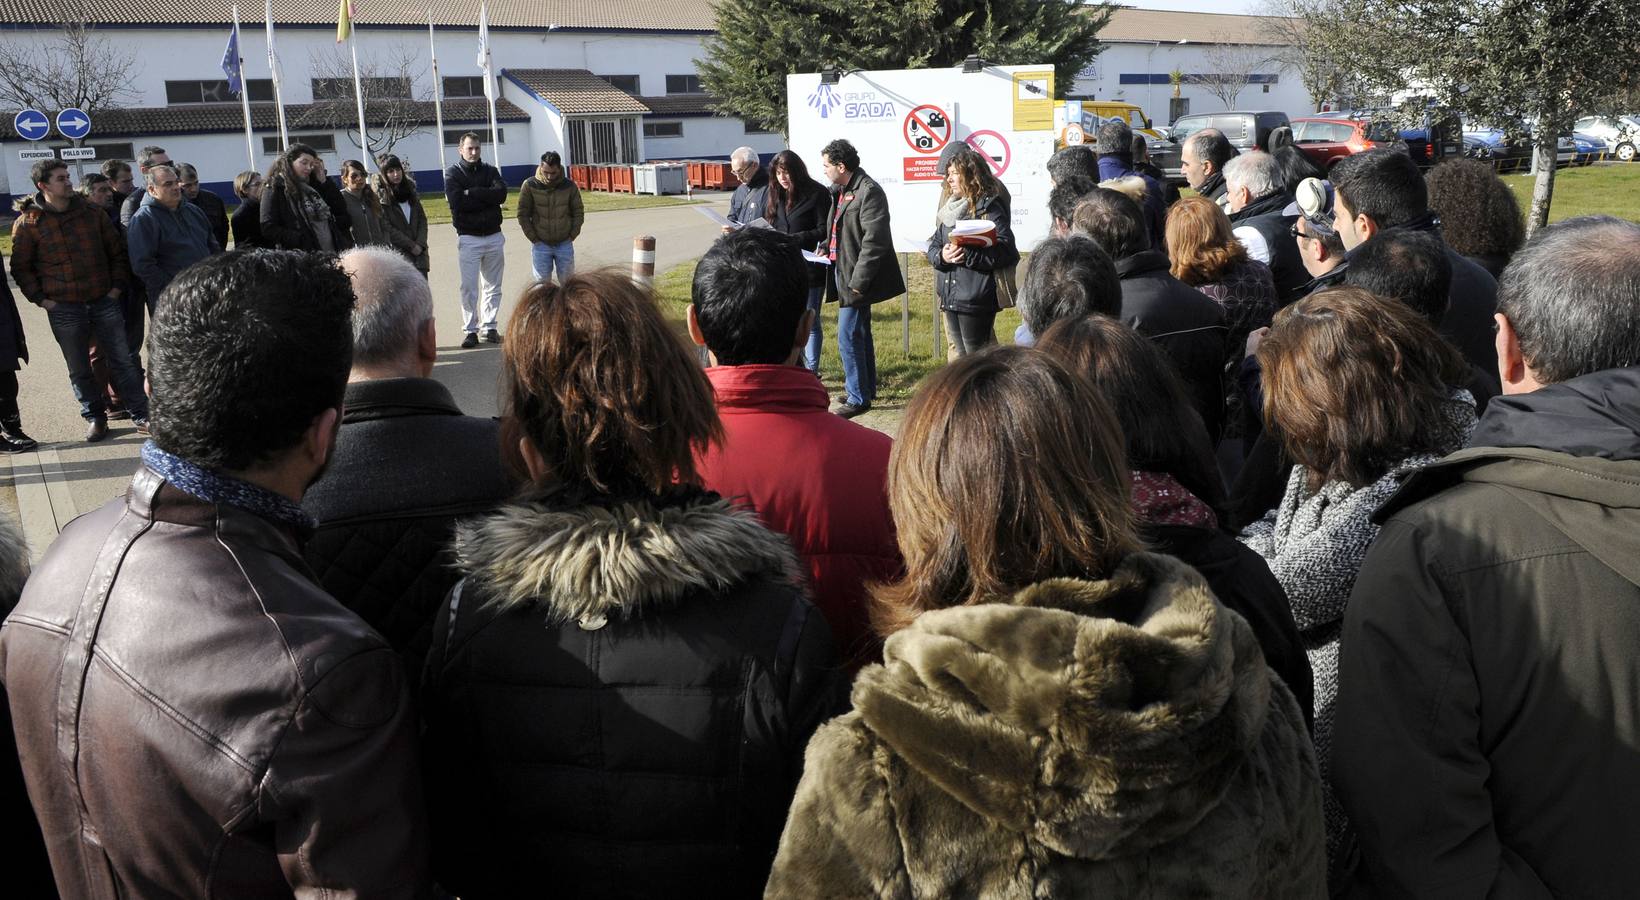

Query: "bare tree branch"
left=1193, top=34, right=1277, bottom=110
left=305, top=42, right=431, bottom=161
left=0, top=8, right=138, bottom=115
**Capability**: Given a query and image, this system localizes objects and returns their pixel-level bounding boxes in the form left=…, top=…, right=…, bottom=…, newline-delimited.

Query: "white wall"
left=1070, top=41, right=1315, bottom=127
left=640, top=116, right=784, bottom=161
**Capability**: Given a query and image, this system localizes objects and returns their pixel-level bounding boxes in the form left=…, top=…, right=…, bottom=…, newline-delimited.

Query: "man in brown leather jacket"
left=0, top=250, right=431, bottom=898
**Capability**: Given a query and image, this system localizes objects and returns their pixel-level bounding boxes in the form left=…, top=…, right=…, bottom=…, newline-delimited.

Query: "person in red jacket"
left=689, top=228, right=902, bottom=670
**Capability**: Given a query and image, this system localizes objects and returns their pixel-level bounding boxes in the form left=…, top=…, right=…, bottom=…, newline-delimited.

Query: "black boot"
left=2, top=415, right=38, bottom=452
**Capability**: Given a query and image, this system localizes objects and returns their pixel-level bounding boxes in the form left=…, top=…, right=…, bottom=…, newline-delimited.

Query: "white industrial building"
left=0, top=2, right=1307, bottom=202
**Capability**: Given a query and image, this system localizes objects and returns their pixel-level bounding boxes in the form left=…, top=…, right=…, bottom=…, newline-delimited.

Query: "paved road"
left=1, top=194, right=733, bottom=560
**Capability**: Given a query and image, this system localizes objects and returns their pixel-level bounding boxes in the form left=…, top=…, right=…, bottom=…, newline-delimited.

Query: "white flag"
left=476, top=0, right=494, bottom=100
left=265, top=0, right=280, bottom=77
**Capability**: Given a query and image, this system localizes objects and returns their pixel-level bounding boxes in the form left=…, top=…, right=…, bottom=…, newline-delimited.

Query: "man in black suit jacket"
left=820, top=139, right=905, bottom=418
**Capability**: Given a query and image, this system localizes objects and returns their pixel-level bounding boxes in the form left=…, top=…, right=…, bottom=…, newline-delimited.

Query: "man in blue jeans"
left=9, top=158, right=150, bottom=442
left=820, top=139, right=905, bottom=418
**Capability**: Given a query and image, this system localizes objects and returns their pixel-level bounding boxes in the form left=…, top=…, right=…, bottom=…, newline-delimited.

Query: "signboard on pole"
left=55, top=108, right=91, bottom=140
left=13, top=109, right=49, bottom=142
left=788, top=65, right=1057, bottom=252
left=18, top=148, right=54, bottom=161
left=60, top=146, right=97, bottom=160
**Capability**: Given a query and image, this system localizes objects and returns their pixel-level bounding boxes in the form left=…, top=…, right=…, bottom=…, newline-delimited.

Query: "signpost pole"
left=900, top=254, right=910, bottom=354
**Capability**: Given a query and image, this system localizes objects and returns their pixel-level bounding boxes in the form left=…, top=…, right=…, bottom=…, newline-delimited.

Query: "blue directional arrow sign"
left=56, top=107, right=91, bottom=140
left=13, top=109, right=49, bottom=142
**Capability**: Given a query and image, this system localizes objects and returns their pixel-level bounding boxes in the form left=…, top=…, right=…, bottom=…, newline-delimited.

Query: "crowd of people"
left=0, top=113, right=1637, bottom=900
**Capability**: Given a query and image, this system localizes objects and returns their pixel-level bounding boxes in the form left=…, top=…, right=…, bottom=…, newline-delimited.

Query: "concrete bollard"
left=632, top=235, right=656, bottom=290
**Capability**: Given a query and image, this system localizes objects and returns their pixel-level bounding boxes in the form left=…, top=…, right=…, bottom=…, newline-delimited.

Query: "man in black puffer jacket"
left=444, top=132, right=508, bottom=348
left=1071, top=188, right=1229, bottom=442
left=1331, top=148, right=1500, bottom=395
left=1224, top=151, right=1308, bottom=305
left=304, top=247, right=515, bottom=677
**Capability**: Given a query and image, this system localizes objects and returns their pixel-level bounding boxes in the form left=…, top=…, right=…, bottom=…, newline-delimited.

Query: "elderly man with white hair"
left=726, top=145, right=770, bottom=229
left=302, top=246, right=514, bottom=668
left=1225, top=150, right=1307, bottom=304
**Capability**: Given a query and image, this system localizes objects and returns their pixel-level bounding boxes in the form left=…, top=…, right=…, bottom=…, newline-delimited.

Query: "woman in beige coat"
left=766, top=346, right=1327, bottom=900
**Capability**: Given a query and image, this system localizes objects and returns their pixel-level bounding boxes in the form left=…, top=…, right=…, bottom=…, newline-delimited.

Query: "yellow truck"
left=1057, top=100, right=1165, bottom=146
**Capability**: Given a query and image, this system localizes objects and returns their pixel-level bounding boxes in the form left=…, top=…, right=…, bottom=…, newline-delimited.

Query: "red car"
left=1291, top=115, right=1407, bottom=172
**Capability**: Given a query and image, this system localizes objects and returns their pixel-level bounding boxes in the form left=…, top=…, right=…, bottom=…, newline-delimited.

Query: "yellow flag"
left=335, top=0, right=352, bottom=42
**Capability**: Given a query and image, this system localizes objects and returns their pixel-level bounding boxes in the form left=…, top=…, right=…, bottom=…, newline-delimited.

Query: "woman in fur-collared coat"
left=420, top=272, right=846, bottom=900
left=765, top=347, right=1327, bottom=900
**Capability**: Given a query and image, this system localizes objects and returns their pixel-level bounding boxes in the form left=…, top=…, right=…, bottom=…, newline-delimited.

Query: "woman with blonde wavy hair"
left=1166, top=194, right=1277, bottom=365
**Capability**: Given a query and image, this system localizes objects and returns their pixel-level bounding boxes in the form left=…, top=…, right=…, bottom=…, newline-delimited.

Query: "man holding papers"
left=820, top=139, right=904, bottom=418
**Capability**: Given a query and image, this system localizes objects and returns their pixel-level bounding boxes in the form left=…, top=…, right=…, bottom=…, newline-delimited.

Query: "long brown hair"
left=1166, top=194, right=1247, bottom=284
left=872, top=347, right=1141, bottom=636
left=946, top=145, right=1003, bottom=215
left=764, top=149, right=818, bottom=220
left=500, top=270, right=723, bottom=495
left=1259, top=286, right=1471, bottom=489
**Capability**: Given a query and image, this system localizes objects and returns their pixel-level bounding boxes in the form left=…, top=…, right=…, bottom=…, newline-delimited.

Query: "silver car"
left=1573, top=115, right=1640, bottom=162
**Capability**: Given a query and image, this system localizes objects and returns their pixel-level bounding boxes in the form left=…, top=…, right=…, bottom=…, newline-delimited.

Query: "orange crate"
left=569, top=164, right=591, bottom=190
left=702, top=161, right=736, bottom=190
left=686, top=160, right=706, bottom=188
left=609, top=165, right=634, bottom=194
left=590, top=165, right=611, bottom=192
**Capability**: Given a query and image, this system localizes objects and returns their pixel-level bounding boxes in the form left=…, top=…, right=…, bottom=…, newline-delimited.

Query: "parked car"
left=1290, top=115, right=1408, bottom=172
left=1572, top=115, right=1639, bottom=162
left=1462, top=124, right=1576, bottom=172
left=1331, top=106, right=1464, bottom=170
left=1151, top=110, right=1291, bottom=182
left=1572, top=132, right=1609, bottom=165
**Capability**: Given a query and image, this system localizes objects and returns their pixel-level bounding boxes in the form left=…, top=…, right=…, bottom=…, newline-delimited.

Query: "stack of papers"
left=950, top=219, right=996, bottom=248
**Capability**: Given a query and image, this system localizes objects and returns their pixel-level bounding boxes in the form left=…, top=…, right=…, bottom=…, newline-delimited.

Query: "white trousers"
left=458, top=231, right=506, bottom=333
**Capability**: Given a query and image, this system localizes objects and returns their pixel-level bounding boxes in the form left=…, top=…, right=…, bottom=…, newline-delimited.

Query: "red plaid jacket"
left=9, top=193, right=128, bottom=306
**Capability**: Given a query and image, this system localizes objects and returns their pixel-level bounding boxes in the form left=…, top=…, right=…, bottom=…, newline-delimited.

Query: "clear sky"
left=1119, top=0, right=1266, bottom=13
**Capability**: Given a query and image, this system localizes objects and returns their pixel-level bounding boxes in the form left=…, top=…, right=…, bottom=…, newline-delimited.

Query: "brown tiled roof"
left=505, top=69, right=649, bottom=115
left=1099, top=8, right=1294, bottom=46
left=639, top=94, right=719, bottom=117
left=0, top=98, right=528, bottom=140
left=0, top=0, right=717, bottom=29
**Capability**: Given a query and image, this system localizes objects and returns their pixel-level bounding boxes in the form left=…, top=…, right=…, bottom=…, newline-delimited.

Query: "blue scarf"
left=141, top=441, right=317, bottom=531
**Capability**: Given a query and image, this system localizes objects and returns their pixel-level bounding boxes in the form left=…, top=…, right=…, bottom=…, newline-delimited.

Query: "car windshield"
left=1129, top=109, right=1151, bottom=130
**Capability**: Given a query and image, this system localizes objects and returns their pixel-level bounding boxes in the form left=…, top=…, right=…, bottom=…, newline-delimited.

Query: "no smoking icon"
left=903, top=104, right=951, bottom=154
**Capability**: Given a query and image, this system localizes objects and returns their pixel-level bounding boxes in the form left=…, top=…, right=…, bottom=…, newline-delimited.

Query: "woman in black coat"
left=259, top=143, right=351, bottom=253
left=1037, top=313, right=1314, bottom=726
left=0, top=262, right=34, bottom=453
left=764, top=150, right=830, bottom=375
left=926, top=146, right=1019, bottom=355
left=229, top=170, right=267, bottom=249
left=421, top=271, right=845, bottom=900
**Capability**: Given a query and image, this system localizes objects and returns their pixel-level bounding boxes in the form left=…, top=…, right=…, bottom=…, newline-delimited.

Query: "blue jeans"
left=803, top=285, right=823, bottom=375
left=836, top=298, right=876, bottom=406
left=47, top=295, right=149, bottom=421
left=531, top=241, right=575, bottom=283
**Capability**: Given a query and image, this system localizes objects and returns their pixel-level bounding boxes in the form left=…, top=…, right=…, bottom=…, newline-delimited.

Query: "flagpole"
left=233, top=5, right=256, bottom=170
left=349, top=31, right=372, bottom=170
left=428, top=9, right=446, bottom=174
left=478, top=0, right=500, bottom=171
left=266, top=0, right=289, bottom=152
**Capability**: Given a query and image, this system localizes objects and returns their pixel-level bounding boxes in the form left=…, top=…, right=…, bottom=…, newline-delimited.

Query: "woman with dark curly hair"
left=1425, top=157, right=1526, bottom=279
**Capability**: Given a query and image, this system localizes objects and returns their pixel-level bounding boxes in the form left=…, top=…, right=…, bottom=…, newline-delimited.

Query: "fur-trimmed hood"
left=453, top=486, right=804, bottom=625
left=853, top=551, right=1276, bottom=860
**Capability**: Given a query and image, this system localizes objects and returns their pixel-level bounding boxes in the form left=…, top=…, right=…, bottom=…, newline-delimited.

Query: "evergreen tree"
left=698, top=0, right=1114, bottom=134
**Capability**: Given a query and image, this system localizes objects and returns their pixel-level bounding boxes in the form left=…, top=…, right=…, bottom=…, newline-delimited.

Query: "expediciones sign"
left=788, top=65, right=1056, bottom=253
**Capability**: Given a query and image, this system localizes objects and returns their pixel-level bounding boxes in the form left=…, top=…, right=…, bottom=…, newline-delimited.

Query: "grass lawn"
left=653, top=253, right=1023, bottom=406
left=1501, top=162, right=1640, bottom=222
left=418, top=188, right=700, bottom=224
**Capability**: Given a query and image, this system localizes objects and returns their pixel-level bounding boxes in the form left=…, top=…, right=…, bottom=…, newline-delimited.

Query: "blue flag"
left=221, top=24, right=242, bottom=94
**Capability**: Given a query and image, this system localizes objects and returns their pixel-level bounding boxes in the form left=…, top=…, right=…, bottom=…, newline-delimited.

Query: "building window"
left=601, top=74, right=640, bottom=93
left=444, top=128, right=505, bottom=145
left=441, top=76, right=490, bottom=98
left=166, top=78, right=274, bottom=104
left=263, top=134, right=336, bottom=155
left=644, top=121, right=683, bottom=138
left=665, top=74, right=703, bottom=95
left=312, top=77, right=411, bottom=100
left=743, top=122, right=776, bottom=134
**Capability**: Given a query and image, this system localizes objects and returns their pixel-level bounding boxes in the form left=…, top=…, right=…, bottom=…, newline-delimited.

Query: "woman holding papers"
left=765, top=150, right=831, bottom=375
left=926, top=147, right=1019, bottom=355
